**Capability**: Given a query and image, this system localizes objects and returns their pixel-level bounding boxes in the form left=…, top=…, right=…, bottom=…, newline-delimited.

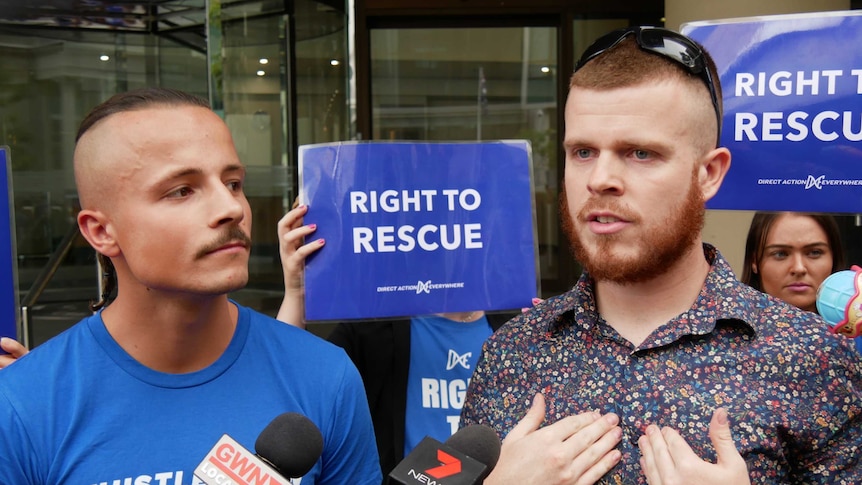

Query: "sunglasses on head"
left=574, top=26, right=721, bottom=147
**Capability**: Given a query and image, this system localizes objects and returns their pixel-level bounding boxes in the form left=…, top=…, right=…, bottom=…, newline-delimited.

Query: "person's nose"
left=209, top=183, right=246, bottom=228
left=586, top=154, right=624, bottom=196
left=789, top=253, right=807, bottom=276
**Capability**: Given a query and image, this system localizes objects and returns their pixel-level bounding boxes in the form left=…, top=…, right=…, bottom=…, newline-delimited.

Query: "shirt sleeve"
left=316, top=352, right=382, bottom=485
left=0, top=389, right=41, bottom=485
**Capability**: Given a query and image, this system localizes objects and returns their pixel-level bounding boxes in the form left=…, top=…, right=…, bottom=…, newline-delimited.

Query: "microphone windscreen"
left=444, top=424, right=501, bottom=471
left=255, top=412, right=324, bottom=478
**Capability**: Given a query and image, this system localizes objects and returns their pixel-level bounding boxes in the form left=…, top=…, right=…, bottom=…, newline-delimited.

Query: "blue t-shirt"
left=403, top=314, right=493, bottom=456
left=0, top=303, right=381, bottom=485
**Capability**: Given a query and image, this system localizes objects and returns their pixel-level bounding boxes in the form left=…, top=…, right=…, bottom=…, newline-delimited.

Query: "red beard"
left=560, top=169, right=705, bottom=284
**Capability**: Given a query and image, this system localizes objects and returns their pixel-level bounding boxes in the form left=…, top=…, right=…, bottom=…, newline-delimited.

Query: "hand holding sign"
left=0, top=337, right=27, bottom=369
left=276, top=202, right=324, bottom=330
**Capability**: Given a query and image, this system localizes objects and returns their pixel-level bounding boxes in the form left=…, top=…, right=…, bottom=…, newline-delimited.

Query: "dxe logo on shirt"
left=445, top=350, right=471, bottom=370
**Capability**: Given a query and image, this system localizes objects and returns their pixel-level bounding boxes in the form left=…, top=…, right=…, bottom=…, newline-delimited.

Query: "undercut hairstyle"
left=569, top=36, right=722, bottom=110
left=741, top=212, right=845, bottom=292
left=76, top=87, right=210, bottom=310
left=76, top=87, right=210, bottom=142
left=569, top=37, right=722, bottom=151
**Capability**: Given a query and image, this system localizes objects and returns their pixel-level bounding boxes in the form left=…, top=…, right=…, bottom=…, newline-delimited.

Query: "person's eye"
left=632, top=149, right=652, bottom=161
left=226, top=180, right=243, bottom=192
left=808, top=249, right=825, bottom=258
left=571, top=148, right=593, bottom=160
left=166, top=186, right=193, bottom=198
left=769, top=250, right=788, bottom=260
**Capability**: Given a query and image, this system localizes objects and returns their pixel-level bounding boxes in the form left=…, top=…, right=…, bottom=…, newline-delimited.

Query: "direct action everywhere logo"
left=375, top=280, right=466, bottom=295
left=756, top=174, right=862, bottom=190
left=445, top=350, right=472, bottom=371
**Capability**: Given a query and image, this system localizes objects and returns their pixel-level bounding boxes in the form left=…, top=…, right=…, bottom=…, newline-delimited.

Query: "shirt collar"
left=547, top=244, right=759, bottom=340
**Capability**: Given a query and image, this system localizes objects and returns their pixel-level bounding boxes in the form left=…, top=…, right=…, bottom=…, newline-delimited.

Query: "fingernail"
left=317, top=238, right=325, bottom=245
left=604, top=413, right=619, bottom=425
left=308, top=224, right=316, bottom=230
left=531, top=298, right=542, bottom=305
left=717, top=408, right=728, bottom=425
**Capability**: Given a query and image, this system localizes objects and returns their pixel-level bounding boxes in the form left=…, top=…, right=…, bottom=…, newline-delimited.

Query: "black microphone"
left=816, top=265, right=862, bottom=338
left=194, top=412, right=324, bottom=485
left=256, top=412, right=325, bottom=478
left=388, top=424, right=501, bottom=485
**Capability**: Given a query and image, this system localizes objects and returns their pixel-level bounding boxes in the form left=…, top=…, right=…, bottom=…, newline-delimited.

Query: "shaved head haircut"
left=74, top=88, right=210, bottom=209
left=569, top=37, right=722, bottom=155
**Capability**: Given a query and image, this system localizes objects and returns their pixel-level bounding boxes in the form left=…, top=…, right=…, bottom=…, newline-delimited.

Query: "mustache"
left=196, top=226, right=252, bottom=259
left=576, top=198, right=639, bottom=223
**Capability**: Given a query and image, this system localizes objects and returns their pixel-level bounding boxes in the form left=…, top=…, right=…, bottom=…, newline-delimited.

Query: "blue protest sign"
left=683, top=11, right=862, bottom=212
left=0, top=147, right=19, bottom=340
left=300, top=141, right=538, bottom=321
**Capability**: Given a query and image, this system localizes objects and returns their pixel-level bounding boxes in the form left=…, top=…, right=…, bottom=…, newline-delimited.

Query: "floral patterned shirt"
left=461, top=244, right=862, bottom=484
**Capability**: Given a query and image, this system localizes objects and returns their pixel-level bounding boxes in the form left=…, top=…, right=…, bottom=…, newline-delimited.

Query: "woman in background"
left=742, top=211, right=861, bottom=352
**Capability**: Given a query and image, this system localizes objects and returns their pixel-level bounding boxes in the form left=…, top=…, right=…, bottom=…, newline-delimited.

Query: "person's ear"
left=77, top=209, right=121, bottom=258
left=698, top=147, right=731, bottom=202
left=751, top=262, right=759, bottom=275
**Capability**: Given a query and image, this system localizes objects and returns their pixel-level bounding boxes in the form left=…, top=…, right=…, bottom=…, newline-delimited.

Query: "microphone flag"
left=389, top=436, right=489, bottom=485
left=194, top=434, right=289, bottom=485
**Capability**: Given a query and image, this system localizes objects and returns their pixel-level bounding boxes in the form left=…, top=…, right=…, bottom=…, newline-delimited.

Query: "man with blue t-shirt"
left=0, top=87, right=381, bottom=484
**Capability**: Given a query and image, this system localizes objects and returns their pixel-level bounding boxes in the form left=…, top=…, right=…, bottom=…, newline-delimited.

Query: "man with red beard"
left=460, top=27, right=862, bottom=484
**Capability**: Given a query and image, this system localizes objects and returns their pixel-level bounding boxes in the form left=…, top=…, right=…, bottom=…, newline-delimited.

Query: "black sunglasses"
left=574, top=26, right=722, bottom=147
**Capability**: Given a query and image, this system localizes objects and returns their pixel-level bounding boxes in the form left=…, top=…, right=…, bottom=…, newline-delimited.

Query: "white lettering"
left=853, top=69, right=862, bottom=94
left=421, top=378, right=470, bottom=410
left=761, top=112, right=784, bottom=141
left=734, top=110, right=862, bottom=142
left=353, top=224, right=481, bottom=253
left=446, top=415, right=460, bottom=435
left=735, top=112, right=759, bottom=141
left=353, top=227, right=374, bottom=253
left=735, top=70, right=845, bottom=97
left=458, top=189, right=481, bottom=210
left=349, top=191, right=368, bottom=213
left=422, top=378, right=440, bottom=408
left=786, top=111, right=809, bottom=141
left=418, top=225, right=439, bottom=251
left=735, top=72, right=754, bottom=97
left=347, top=189, right=439, bottom=213
left=380, top=190, right=400, bottom=212
left=812, top=111, right=840, bottom=141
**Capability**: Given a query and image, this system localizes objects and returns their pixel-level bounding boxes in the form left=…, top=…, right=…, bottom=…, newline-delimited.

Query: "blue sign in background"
left=300, top=141, right=538, bottom=321
left=683, top=11, right=862, bottom=212
left=0, top=147, right=19, bottom=340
